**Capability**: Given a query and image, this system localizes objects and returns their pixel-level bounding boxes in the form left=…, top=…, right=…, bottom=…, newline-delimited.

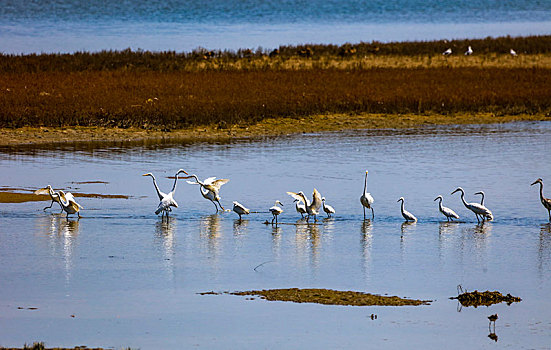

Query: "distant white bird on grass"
left=34, top=185, right=63, bottom=212
left=287, top=189, right=322, bottom=222
left=269, top=200, right=284, bottom=224
left=434, top=195, right=460, bottom=221
left=294, top=198, right=307, bottom=218
left=232, top=201, right=250, bottom=220
left=360, top=170, right=374, bottom=219
left=510, top=48, right=517, bottom=56
left=531, top=178, right=551, bottom=221
left=465, top=46, right=473, bottom=55
left=451, top=187, right=493, bottom=223
left=397, top=197, right=417, bottom=222
left=322, top=197, right=335, bottom=217
left=186, top=175, right=229, bottom=212
left=143, top=169, right=189, bottom=219
left=442, top=48, right=452, bottom=56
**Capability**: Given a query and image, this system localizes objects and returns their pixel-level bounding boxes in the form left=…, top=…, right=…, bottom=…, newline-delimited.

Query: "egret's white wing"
left=210, top=179, right=229, bottom=190
left=34, top=187, right=50, bottom=195
left=286, top=191, right=305, bottom=204
left=203, top=177, right=217, bottom=185
left=311, top=189, right=322, bottom=211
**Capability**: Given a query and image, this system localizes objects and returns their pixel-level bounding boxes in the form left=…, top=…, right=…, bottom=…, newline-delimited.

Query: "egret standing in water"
left=58, top=190, right=83, bottom=219
left=531, top=178, right=551, bottom=221
left=293, top=198, right=307, bottom=218
left=34, top=185, right=63, bottom=211
left=451, top=187, right=493, bottom=223
left=474, top=191, right=493, bottom=221
left=287, top=189, right=322, bottom=222
left=397, top=197, right=417, bottom=222
left=143, top=169, right=189, bottom=219
left=187, top=175, right=229, bottom=212
left=322, top=197, right=335, bottom=217
left=232, top=201, right=250, bottom=220
left=360, top=170, right=374, bottom=219
left=434, top=195, right=460, bottom=221
left=269, top=200, right=284, bottom=224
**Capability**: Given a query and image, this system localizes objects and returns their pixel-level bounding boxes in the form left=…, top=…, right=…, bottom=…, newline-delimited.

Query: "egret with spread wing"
left=143, top=169, right=189, bottom=219
left=360, top=170, right=374, bottom=219
left=187, top=175, right=229, bottom=212
left=434, top=195, right=460, bottom=221
left=58, top=190, right=83, bottom=219
left=34, top=185, right=63, bottom=212
left=397, top=197, right=417, bottom=222
left=287, top=189, right=322, bottom=222
left=451, top=187, right=493, bottom=223
left=531, top=178, right=551, bottom=221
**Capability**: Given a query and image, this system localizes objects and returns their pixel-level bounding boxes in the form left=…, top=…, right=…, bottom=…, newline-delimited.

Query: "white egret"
left=531, top=178, right=551, bottom=221
left=451, top=187, right=493, bottom=223
left=232, top=201, right=250, bottom=220
left=269, top=200, right=284, bottom=224
left=321, top=197, right=335, bottom=217
left=465, top=46, right=473, bottom=55
left=473, top=191, right=494, bottom=221
left=293, top=198, right=307, bottom=218
left=397, top=197, right=417, bottom=222
left=57, top=190, right=83, bottom=219
left=360, top=170, right=374, bottom=219
left=287, top=189, right=322, bottom=222
left=442, top=48, right=452, bottom=56
left=143, top=169, right=189, bottom=219
left=434, top=195, right=460, bottom=221
left=34, top=185, right=63, bottom=211
left=510, top=49, right=517, bottom=56
left=187, top=175, right=229, bottom=212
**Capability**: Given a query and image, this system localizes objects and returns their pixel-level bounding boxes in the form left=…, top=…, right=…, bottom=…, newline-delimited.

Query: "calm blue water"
left=0, top=0, right=550, bottom=53
left=0, top=122, right=551, bottom=349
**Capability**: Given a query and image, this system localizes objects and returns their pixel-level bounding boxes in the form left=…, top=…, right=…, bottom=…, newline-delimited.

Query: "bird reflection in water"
left=361, top=220, right=373, bottom=280
left=438, top=221, right=459, bottom=236
left=200, top=214, right=222, bottom=259
left=233, top=217, right=249, bottom=237
left=538, top=223, right=551, bottom=275
left=487, top=314, right=498, bottom=342
left=294, top=221, right=321, bottom=271
left=400, top=221, right=416, bottom=237
left=154, top=217, right=177, bottom=281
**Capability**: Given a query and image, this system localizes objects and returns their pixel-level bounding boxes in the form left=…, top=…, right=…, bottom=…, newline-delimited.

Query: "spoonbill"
left=434, top=195, right=460, bottom=221
left=322, top=197, right=335, bottom=217
left=451, top=187, right=493, bottom=223
left=232, top=201, right=250, bottom=220
left=269, top=200, right=284, bottom=224
left=187, top=175, right=229, bottom=212
left=531, top=178, right=551, bottom=221
left=143, top=169, right=189, bottom=219
left=287, top=189, right=322, bottom=222
left=293, top=198, right=307, bottom=218
left=360, top=170, right=374, bottom=219
left=397, top=197, right=417, bottom=222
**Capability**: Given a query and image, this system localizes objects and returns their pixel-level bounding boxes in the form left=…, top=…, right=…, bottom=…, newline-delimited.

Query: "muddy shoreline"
left=0, top=113, right=547, bottom=148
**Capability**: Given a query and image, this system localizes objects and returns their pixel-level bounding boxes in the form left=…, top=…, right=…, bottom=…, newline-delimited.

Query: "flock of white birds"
left=35, top=170, right=551, bottom=224
left=441, top=46, right=518, bottom=56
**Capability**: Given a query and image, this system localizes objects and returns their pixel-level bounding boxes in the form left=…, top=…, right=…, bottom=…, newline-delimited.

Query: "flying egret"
left=465, top=46, right=473, bottom=55
left=143, top=169, right=189, bottom=219
left=57, top=190, right=83, bottom=219
left=287, top=189, right=322, bottom=222
left=510, top=49, right=517, bottom=56
left=442, top=48, right=452, bottom=56
left=269, top=200, right=284, bottom=224
left=187, top=175, right=229, bottom=212
left=232, top=201, right=250, bottom=220
left=322, top=197, right=335, bottom=217
left=531, top=178, right=551, bottom=221
left=473, top=191, right=494, bottom=221
left=360, top=170, right=374, bottom=219
left=34, top=185, right=63, bottom=211
left=451, top=187, right=493, bottom=223
left=434, top=195, right=460, bottom=221
left=397, top=197, right=417, bottom=222
left=293, top=198, right=307, bottom=218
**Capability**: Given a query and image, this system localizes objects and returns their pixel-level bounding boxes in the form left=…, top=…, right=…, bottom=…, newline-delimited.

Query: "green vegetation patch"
left=451, top=290, right=522, bottom=307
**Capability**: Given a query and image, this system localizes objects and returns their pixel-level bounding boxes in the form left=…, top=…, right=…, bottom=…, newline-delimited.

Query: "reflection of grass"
left=1, top=36, right=550, bottom=130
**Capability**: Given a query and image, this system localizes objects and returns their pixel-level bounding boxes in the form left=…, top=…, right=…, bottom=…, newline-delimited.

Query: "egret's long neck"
left=480, top=193, right=485, bottom=205
left=459, top=191, right=469, bottom=208
left=300, top=193, right=310, bottom=207
left=171, top=171, right=180, bottom=193
left=437, top=198, right=444, bottom=211
left=538, top=182, right=545, bottom=201
left=400, top=200, right=405, bottom=214
left=363, top=173, right=368, bottom=193
left=149, top=175, right=163, bottom=200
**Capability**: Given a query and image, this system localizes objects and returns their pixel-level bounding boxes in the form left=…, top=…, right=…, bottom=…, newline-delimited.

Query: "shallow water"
left=1, top=0, right=551, bottom=53
left=1, top=122, right=551, bottom=349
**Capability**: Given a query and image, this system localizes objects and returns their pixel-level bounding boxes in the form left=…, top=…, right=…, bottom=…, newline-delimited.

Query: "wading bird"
left=360, top=170, right=374, bottom=219
left=322, top=197, right=335, bottom=217
left=34, top=185, right=63, bottom=211
left=434, top=195, right=460, bottom=221
left=531, top=178, right=551, bottom=221
left=186, top=175, right=229, bottom=212
left=465, top=46, right=473, bottom=55
left=397, top=197, right=417, bottom=222
left=294, top=198, right=307, bottom=218
left=58, top=190, right=83, bottom=219
left=232, top=201, right=250, bottom=220
left=474, top=191, right=493, bottom=221
left=143, top=169, right=189, bottom=219
left=269, top=200, right=284, bottom=224
left=451, top=187, right=493, bottom=223
left=287, top=189, right=322, bottom=222
left=442, top=48, right=452, bottom=56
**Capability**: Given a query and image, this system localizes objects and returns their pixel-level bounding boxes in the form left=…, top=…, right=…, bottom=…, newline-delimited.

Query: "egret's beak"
left=396, top=199, right=400, bottom=202
left=142, top=174, right=149, bottom=176
left=531, top=180, right=538, bottom=186
left=433, top=197, right=438, bottom=201
left=474, top=192, right=482, bottom=195
left=451, top=189, right=459, bottom=195
left=180, top=169, right=189, bottom=175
